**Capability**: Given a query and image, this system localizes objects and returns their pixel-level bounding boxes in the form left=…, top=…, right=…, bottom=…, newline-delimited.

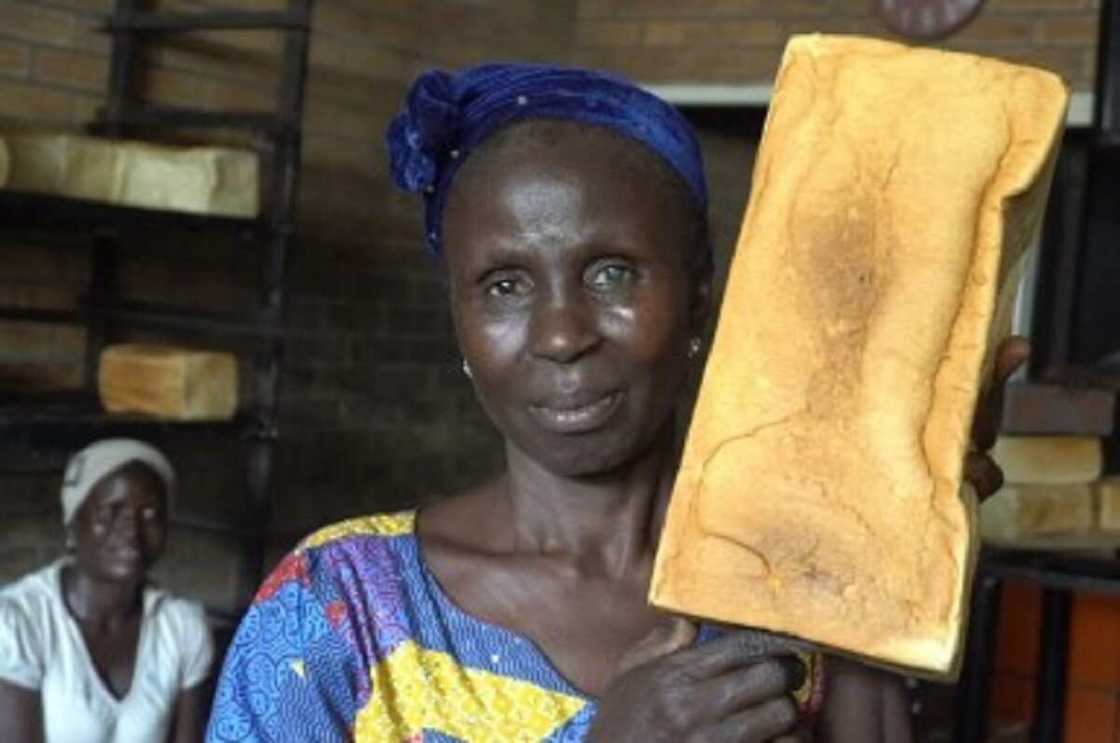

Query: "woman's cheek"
left=467, top=315, right=527, bottom=370
left=609, top=296, right=683, bottom=361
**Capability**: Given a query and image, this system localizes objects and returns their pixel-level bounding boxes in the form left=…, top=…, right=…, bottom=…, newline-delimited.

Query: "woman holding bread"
left=0, top=439, right=215, bottom=743
left=208, top=64, right=1021, bottom=742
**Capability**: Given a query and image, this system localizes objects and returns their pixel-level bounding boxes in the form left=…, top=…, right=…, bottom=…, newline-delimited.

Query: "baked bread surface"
left=650, top=34, right=1068, bottom=677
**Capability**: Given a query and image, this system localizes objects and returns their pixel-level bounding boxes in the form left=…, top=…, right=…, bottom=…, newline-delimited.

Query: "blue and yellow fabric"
left=206, top=512, right=821, bottom=742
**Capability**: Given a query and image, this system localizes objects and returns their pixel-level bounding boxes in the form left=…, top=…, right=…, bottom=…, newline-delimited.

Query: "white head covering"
left=61, top=438, right=176, bottom=525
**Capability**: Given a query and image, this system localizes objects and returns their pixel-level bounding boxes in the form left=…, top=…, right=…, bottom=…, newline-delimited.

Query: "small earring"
left=687, top=336, right=702, bottom=359
left=461, top=358, right=473, bottom=379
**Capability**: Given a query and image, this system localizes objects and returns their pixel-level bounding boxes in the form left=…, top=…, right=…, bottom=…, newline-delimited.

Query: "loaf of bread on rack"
left=99, top=343, right=238, bottom=421
left=650, top=34, right=1068, bottom=677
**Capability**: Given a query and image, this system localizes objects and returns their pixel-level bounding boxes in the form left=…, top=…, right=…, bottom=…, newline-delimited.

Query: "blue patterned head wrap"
left=386, top=62, right=708, bottom=254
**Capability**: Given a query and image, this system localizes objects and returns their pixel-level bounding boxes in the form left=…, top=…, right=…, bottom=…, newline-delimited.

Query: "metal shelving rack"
left=955, top=1, right=1120, bottom=741
left=0, top=0, right=312, bottom=609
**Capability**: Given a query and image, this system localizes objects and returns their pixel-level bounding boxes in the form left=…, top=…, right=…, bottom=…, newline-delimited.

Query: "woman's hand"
left=965, top=336, right=1031, bottom=502
left=588, top=618, right=805, bottom=743
left=0, top=679, right=43, bottom=743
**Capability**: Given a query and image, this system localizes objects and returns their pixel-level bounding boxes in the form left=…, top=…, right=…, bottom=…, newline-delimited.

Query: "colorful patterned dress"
left=206, top=511, right=822, bottom=742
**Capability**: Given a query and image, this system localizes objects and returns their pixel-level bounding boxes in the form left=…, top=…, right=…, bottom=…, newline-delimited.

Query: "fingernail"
left=784, top=655, right=808, bottom=690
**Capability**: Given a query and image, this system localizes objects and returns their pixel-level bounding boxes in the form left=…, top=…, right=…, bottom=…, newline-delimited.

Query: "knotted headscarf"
left=386, top=63, right=708, bottom=254
left=61, top=439, right=176, bottom=525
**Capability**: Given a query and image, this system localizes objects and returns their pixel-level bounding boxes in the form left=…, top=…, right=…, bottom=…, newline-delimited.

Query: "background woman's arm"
left=815, top=657, right=913, bottom=743
left=170, top=682, right=210, bottom=743
left=0, top=679, right=44, bottom=743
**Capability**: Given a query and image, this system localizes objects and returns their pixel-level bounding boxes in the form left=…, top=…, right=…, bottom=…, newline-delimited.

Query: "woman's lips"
left=106, top=545, right=141, bottom=564
left=528, top=391, right=622, bottom=434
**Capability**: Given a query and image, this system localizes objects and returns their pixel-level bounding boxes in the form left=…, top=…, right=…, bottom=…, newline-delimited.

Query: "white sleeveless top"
left=0, top=559, right=214, bottom=743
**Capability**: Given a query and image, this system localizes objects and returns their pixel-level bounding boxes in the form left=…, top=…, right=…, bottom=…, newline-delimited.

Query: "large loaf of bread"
left=650, top=35, right=1068, bottom=677
left=99, top=343, right=238, bottom=421
left=0, top=133, right=259, bottom=218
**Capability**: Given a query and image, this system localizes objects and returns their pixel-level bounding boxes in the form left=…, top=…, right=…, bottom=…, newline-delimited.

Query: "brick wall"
left=0, top=0, right=1106, bottom=620
left=0, top=0, right=574, bottom=610
left=573, top=0, right=1101, bottom=92
left=993, top=584, right=1120, bottom=743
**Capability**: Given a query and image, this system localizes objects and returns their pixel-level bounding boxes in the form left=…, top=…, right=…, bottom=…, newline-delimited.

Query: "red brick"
left=306, top=66, right=405, bottom=112
left=1068, top=594, right=1120, bottom=687
left=611, top=0, right=829, bottom=18
left=995, top=582, right=1042, bottom=676
left=949, top=15, right=1036, bottom=45
left=830, top=0, right=879, bottom=17
left=72, top=23, right=112, bottom=55
left=304, top=96, right=386, bottom=139
left=313, top=3, right=417, bottom=47
left=578, top=0, right=618, bottom=18
left=312, top=0, right=415, bottom=19
left=1036, top=15, right=1100, bottom=44
left=0, top=78, right=74, bottom=122
left=0, top=3, right=76, bottom=46
left=991, top=674, right=1035, bottom=723
left=1063, top=689, right=1117, bottom=743
left=643, top=19, right=782, bottom=46
left=0, top=360, right=83, bottom=390
left=578, top=44, right=784, bottom=83
left=987, top=0, right=1089, bottom=9
left=33, top=47, right=109, bottom=92
left=45, top=0, right=114, bottom=11
left=309, top=35, right=410, bottom=81
left=577, top=20, right=643, bottom=47
left=142, top=66, right=215, bottom=108
left=71, top=92, right=107, bottom=126
left=150, top=30, right=282, bottom=84
left=0, top=40, right=31, bottom=78
left=141, top=65, right=270, bottom=111
left=943, top=43, right=1095, bottom=88
left=779, top=17, right=881, bottom=36
left=303, top=131, right=381, bottom=174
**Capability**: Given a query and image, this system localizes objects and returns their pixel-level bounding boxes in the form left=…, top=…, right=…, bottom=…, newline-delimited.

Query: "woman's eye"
left=588, top=263, right=636, bottom=291
left=484, top=275, right=530, bottom=299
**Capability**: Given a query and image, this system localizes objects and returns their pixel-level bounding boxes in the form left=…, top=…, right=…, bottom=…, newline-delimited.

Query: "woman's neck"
left=499, top=426, right=677, bottom=579
left=61, top=563, right=143, bottom=630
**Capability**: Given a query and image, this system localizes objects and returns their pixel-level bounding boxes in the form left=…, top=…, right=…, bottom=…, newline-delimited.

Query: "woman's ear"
left=689, top=271, right=713, bottom=337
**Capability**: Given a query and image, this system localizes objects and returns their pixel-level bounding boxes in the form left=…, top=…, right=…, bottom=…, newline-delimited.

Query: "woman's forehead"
left=464, top=119, right=685, bottom=185
left=91, top=463, right=167, bottom=503
left=449, top=121, right=692, bottom=221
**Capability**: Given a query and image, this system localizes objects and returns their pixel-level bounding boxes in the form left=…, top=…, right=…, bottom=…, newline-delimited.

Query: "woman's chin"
left=522, top=430, right=664, bottom=480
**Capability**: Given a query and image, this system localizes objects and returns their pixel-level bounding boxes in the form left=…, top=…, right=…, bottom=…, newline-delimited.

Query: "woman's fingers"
left=690, top=656, right=805, bottom=720
left=591, top=629, right=808, bottom=743
left=966, top=337, right=1029, bottom=502
left=675, top=630, right=807, bottom=679
left=698, top=696, right=799, bottom=743
left=964, top=450, right=1005, bottom=501
left=994, top=336, right=1032, bottom=385
left=615, top=616, right=698, bottom=678
left=972, top=337, right=1031, bottom=451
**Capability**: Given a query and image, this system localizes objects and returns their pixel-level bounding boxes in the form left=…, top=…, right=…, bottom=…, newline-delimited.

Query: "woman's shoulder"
left=0, top=560, right=64, bottom=618
left=299, top=510, right=418, bottom=552
left=0, top=562, right=66, bottom=685
left=146, top=589, right=208, bottom=632
left=249, top=510, right=420, bottom=607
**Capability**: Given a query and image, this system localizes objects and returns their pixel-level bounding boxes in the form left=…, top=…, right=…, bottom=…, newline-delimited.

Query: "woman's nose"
left=113, top=509, right=141, bottom=539
left=529, top=291, right=601, bottom=364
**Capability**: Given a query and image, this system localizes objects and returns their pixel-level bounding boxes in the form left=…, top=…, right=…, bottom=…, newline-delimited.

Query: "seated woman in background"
left=208, top=65, right=1021, bottom=742
left=0, top=438, right=214, bottom=743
